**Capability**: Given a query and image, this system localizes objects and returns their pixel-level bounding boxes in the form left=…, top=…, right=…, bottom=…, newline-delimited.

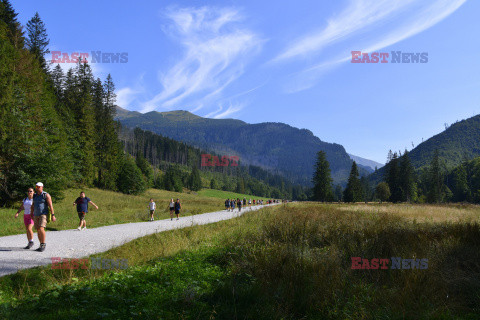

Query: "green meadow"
left=0, top=188, right=258, bottom=238
left=1, top=201, right=479, bottom=319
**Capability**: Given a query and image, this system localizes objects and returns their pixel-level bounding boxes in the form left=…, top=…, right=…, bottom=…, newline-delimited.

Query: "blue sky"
left=12, top=0, right=480, bottom=164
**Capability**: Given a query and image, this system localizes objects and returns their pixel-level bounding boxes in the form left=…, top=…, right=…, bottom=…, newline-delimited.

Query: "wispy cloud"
left=117, top=87, right=141, bottom=109
left=273, top=0, right=467, bottom=92
left=206, top=102, right=244, bottom=119
left=141, top=6, right=262, bottom=113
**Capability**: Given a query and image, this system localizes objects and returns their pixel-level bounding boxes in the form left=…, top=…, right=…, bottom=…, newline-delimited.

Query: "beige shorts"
left=34, top=215, right=47, bottom=229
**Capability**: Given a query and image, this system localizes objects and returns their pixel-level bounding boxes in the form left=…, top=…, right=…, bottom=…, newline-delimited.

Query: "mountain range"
left=115, top=107, right=373, bottom=186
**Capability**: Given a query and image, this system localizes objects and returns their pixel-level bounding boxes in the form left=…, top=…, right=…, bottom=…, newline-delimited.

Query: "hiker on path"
left=148, top=198, right=156, bottom=221
left=225, top=198, right=230, bottom=211
left=230, top=199, right=235, bottom=211
left=14, top=187, right=35, bottom=249
left=168, top=198, right=175, bottom=220
left=174, top=199, right=181, bottom=220
left=237, top=198, right=242, bottom=212
left=31, top=182, right=55, bottom=252
left=73, top=191, right=98, bottom=231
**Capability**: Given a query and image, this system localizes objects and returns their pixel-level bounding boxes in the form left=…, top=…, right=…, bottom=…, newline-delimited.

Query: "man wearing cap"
left=31, top=182, right=56, bottom=252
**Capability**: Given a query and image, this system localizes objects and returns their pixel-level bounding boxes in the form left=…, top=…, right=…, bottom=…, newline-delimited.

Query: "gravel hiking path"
left=0, top=204, right=277, bottom=277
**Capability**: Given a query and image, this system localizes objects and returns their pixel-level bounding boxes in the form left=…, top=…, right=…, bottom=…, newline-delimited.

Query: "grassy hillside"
left=1, top=203, right=479, bottom=319
left=0, top=187, right=260, bottom=238
left=370, top=114, right=480, bottom=184
left=408, top=115, right=480, bottom=170
left=116, top=107, right=369, bottom=186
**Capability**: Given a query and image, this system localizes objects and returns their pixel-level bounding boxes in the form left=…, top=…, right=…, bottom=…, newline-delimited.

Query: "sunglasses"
left=28, top=191, right=34, bottom=193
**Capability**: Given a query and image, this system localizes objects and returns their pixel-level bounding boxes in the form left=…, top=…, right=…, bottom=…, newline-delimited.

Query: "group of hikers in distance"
left=224, top=198, right=279, bottom=212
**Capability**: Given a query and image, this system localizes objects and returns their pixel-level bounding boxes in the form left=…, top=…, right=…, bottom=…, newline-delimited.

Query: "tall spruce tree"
left=452, top=163, right=469, bottom=202
left=427, top=149, right=444, bottom=203
left=73, top=61, right=96, bottom=185
left=343, top=161, right=363, bottom=202
left=385, top=151, right=401, bottom=202
left=311, top=151, right=333, bottom=201
left=188, top=166, right=202, bottom=191
left=25, top=12, right=49, bottom=70
left=399, top=150, right=416, bottom=202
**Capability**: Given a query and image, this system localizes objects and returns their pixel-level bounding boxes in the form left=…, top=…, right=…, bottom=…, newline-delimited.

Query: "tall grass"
left=1, top=203, right=479, bottom=319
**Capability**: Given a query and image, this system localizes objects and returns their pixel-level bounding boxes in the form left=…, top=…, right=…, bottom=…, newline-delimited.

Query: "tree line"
left=311, top=147, right=480, bottom=203
left=120, top=126, right=308, bottom=199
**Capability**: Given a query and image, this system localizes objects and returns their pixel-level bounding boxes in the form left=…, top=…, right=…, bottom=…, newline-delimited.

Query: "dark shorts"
left=78, top=211, right=86, bottom=220
left=170, top=207, right=174, bottom=212
left=150, top=210, right=155, bottom=214
left=175, top=209, right=180, bottom=215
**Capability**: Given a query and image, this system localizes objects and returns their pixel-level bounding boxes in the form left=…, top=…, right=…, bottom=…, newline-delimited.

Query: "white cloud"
left=273, top=0, right=467, bottom=93
left=141, top=6, right=262, bottom=113
left=272, top=0, right=416, bottom=63
left=117, top=87, right=141, bottom=109
left=212, top=102, right=244, bottom=119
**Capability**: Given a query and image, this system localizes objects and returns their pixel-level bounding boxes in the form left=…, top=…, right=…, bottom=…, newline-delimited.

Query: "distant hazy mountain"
left=370, top=114, right=480, bottom=183
left=115, top=107, right=369, bottom=186
left=348, top=154, right=383, bottom=171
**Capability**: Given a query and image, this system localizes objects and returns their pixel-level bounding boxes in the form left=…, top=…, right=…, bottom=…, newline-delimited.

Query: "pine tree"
left=73, top=61, right=96, bottom=185
left=210, top=178, right=218, bottom=190
left=0, top=0, right=23, bottom=45
left=360, top=176, right=371, bottom=202
left=399, top=150, right=416, bottom=202
left=50, top=64, right=64, bottom=98
left=311, top=151, right=333, bottom=201
left=385, top=151, right=401, bottom=202
left=116, top=155, right=146, bottom=195
left=136, top=154, right=154, bottom=187
left=452, top=163, right=469, bottom=202
left=25, top=12, right=49, bottom=70
left=343, top=161, right=362, bottom=202
left=188, top=166, right=202, bottom=191
left=427, top=149, right=444, bottom=203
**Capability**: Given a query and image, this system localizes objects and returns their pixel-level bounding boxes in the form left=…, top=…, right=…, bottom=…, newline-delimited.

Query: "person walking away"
left=237, top=198, right=242, bottom=212
left=74, top=191, right=98, bottom=230
left=32, top=182, right=55, bottom=252
left=148, top=198, right=156, bottom=221
left=168, top=198, right=175, bottom=220
left=225, top=198, right=230, bottom=211
left=230, top=199, right=235, bottom=211
left=174, top=199, right=181, bottom=220
left=14, top=188, right=35, bottom=249
left=248, top=198, right=252, bottom=209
